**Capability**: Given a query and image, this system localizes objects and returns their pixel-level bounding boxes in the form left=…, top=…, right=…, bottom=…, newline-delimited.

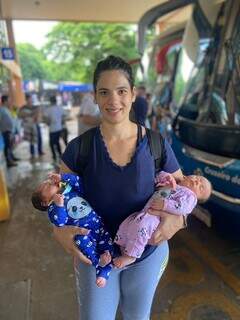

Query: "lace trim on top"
left=98, top=126, right=147, bottom=170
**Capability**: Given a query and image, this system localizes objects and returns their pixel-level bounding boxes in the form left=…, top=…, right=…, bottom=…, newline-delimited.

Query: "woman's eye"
left=81, top=201, right=87, bottom=206
left=99, top=90, right=107, bottom=96
left=118, top=89, right=127, bottom=95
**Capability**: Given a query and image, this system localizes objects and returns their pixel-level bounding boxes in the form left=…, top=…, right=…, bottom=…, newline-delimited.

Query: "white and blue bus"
left=138, top=0, right=240, bottom=237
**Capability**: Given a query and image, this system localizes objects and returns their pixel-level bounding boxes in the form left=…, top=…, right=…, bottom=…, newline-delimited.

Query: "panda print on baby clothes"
left=67, top=197, right=92, bottom=220
left=47, top=173, right=114, bottom=282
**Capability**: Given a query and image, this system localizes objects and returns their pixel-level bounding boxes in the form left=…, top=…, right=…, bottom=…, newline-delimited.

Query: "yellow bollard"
left=0, top=169, right=10, bottom=221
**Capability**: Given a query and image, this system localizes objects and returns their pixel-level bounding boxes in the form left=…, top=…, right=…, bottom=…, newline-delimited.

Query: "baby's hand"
left=53, top=194, right=64, bottom=206
left=155, top=173, right=176, bottom=190
left=48, top=173, right=61, bottom=184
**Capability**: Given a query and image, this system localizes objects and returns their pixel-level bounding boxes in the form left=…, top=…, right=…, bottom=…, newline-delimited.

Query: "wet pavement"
left=0, top=115, right=240, bottom=320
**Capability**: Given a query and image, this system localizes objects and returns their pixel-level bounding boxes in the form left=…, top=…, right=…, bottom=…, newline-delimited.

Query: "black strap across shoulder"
left=77, top=126, right=164, bottom=175
left=137, top=124, right=143, bottom=144
left=145, top=128, right=164, bottom=173
left=77, top=127, right=97, bottom=176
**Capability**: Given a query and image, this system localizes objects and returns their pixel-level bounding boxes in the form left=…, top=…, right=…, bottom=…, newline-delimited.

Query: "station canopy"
left=1, top=0, right=172, bottom=23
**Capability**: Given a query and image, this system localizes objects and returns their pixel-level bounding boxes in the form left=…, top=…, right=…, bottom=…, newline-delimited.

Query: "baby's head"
left=32, top=178, right=60, bottom=211
left=179, top=175, right=212, bottom=202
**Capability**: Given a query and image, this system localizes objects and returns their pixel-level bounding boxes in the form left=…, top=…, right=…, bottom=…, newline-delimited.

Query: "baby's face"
left=180, top=175, right=211, bottom=201
left=39, top=179, right=59, bottom=205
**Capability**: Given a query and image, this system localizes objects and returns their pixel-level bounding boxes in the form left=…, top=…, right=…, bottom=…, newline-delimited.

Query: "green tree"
left=44, top=23, right=140, bottom=83
left=17, top=43, right=49, bottom=80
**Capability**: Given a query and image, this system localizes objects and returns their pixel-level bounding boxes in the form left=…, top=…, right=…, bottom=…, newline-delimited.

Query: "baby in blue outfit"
left=32, top=172, right=113, bottom=287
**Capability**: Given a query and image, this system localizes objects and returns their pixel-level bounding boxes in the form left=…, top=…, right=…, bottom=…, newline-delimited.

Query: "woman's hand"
left=148, top=211, right=184, bottom=245
left=148, top=198, right=165, bottom=212
left=53, top=226, right=92, bottom=264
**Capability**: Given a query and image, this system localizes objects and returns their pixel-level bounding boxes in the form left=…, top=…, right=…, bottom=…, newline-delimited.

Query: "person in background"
left=61, top=112, right=69, bottom=146
left=9, top=104, right=22, bottom=145
left=0, top=95, right=18, bottom=167
left=56, top=94, right=69, bottom=146
left=44, top=96, right=64, bottom=163
left=36, top=119, right=45, bottom=156
left=53, top=55, right=185, bottom=320
left=130, top=85, right=148, bottom=126
left=157, top=107, right=173, bottom=143
left=33, top=93, right=45, bottom=156
left=145, top=92, right=157, bottom=130
left=19, top=94, right=43, bottom=159
left=77, top=91, right=101, bottom=135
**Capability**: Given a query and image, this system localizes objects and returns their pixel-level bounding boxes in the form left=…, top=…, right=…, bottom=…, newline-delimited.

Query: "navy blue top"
left=132, top=96, right=148, bottom=126
left=62, top=126, right=180, bottom=259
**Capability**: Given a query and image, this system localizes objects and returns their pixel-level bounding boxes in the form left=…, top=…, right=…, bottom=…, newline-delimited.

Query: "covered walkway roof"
left=1, top=0, right=168, bottom=23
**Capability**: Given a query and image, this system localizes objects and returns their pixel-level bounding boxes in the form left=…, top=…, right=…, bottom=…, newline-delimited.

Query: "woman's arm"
left=53, top=225, right=91, bottom=264
left=148, top=212, right=185, bottom=244
left=53, top=161, right=91, bottom=264
left=171, top=168, right=183, bottom=182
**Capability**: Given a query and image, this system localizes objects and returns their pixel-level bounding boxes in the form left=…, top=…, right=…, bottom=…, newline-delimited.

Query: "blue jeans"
left=75, top=241, right=169, bottom=320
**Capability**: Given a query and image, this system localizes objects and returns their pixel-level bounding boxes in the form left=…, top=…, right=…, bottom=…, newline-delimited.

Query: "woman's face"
left=94, top=70, right=136, bottom=125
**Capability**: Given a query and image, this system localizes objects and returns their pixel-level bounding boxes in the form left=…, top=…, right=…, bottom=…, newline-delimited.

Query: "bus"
left=138, top=0, right=240, bottom=236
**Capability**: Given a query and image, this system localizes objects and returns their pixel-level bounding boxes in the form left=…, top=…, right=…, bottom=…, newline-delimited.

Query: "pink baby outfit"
left=115, top=171, right=197, bottom=258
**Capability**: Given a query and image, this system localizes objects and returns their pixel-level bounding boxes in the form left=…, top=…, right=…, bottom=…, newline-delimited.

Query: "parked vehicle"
left=138, top=0, right=240, bottom=237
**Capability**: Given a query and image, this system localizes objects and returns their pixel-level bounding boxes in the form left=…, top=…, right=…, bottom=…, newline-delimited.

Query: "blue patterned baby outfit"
left=48, top=173, right=113, bottom=282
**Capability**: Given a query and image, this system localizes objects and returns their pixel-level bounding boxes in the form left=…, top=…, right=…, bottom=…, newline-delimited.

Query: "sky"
left=13, top=21, right=58, bottom=49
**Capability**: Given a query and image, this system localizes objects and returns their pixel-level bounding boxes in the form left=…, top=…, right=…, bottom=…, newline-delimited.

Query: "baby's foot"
left=113, top=255, right=136, bottom=268
left=99, top=251, right=111, bottom=267
left=96, top=277, right=106, bottom=288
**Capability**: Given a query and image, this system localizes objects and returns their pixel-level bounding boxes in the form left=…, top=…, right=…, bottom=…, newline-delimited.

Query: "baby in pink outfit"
left=114, top=171, right=212, bottom=268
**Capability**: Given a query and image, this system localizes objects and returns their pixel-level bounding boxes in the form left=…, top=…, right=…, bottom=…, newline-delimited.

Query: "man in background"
left=19, top=94, right=44, bottom=159
left=0, top=95, right=18, bottom=167
left=77, top=92, right=101, bottom=135
left=130, top=85, right=148, bottom=126
left=44, top=96, right=64, bottom=163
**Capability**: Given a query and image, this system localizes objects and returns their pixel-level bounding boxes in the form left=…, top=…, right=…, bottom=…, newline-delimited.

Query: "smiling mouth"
left=106, top=108, right=122, bottom=114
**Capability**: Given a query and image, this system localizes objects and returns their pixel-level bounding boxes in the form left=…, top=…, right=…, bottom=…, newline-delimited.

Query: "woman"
left=54, top=55, right=184, bottom=320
